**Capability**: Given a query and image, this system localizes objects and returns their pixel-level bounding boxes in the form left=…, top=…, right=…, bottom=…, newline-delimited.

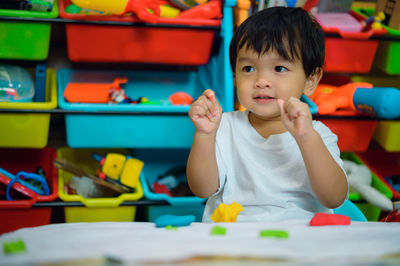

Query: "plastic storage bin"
left=356, top=148, right=400, bottom=200
left=0, top=68, right=58, bottom=148
left=59, top=0, right=222, bottom=65
left=320, top=10, right=386, bottom=73
left=135, top=149, right=205, bottom=222
left=57, top=148, right=143, bottom=223
left=0, top=148, right=58, bottom=234
left=0, top=1, right=59, bottom=60
left=342, top=152, right=393, bottom=221
left=353, top=8, right=400, bottom=75
left=318, top=115, right=377, bottom=152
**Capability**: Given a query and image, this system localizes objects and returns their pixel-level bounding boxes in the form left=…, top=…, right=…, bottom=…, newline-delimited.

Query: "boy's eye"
left=275, top=66, right=288, bottom=72
left=242, top=66, right=254, bottom=72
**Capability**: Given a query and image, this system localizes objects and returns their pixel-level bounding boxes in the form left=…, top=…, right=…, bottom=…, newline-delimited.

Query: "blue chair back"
left=333, top=200, right=367, bottom=222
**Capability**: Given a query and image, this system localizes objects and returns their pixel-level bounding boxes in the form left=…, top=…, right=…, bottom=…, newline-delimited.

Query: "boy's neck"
left=247, top=111, right=287, bottom=139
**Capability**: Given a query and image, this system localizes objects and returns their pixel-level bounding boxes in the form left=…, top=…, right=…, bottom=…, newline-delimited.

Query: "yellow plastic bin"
left=342, top=152, right=393, bottom=221
left=57, top=148, right=144, bottom=223
left=0, top=68, right=57, bottom=148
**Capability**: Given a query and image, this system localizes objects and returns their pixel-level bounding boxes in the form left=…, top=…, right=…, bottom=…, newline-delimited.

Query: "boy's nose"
left=255, top=77, right=271, bottom=89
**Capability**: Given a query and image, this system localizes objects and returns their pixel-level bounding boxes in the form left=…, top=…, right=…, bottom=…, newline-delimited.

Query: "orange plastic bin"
left=59, top=0, right=222, bottom=64
left=320, top=11, right=386, bottom=73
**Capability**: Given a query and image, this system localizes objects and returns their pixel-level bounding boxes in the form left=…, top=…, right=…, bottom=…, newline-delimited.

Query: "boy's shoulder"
left=312, top=120, right=335, bottom=137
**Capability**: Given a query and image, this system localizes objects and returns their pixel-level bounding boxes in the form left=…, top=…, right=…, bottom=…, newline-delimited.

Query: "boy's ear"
left=304, top=68, right=323, bottom=97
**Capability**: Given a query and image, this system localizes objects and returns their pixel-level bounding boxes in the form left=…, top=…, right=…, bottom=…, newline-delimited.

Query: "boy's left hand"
left=277, top=97, right=314, bottom=141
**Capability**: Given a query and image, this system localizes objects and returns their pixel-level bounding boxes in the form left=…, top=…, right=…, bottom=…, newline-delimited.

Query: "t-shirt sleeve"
left=313, top=121, right=349, bottom=203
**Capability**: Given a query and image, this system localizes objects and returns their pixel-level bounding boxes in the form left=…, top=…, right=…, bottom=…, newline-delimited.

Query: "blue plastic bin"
left=57, top=1, right=234, bottom=148
left=135, top=148, right=205, bottom=222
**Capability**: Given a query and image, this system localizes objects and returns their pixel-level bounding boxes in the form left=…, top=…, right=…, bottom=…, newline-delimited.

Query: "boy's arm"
left=187, top=132, right=219, bottom=198
left=186, top=89, right=222, bottom=198
left=297, top=131, right=348, bottom=208
left=278, top=98, right=347, bottom=208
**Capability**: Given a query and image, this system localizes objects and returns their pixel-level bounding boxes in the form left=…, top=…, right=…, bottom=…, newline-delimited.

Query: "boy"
left=187, top=7, right=348, bottom=222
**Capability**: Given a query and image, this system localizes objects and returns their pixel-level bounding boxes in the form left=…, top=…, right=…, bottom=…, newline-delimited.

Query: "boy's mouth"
left=254, top=95, right=275, bottom=103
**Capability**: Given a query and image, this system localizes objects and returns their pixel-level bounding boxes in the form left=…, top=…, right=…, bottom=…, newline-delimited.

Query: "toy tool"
left=54, top=158, right=133, bottom=194
left=93, top=153, right=144, bottom=188
left=64, top=77, right=128, bottom=103
left=311, top=82, right=400, bottom=119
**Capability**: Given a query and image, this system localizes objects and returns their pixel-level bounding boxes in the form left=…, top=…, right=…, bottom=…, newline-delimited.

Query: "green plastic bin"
left=0, top=1, right=59, bottom=60
left=353, top=8, right=400, bottom=75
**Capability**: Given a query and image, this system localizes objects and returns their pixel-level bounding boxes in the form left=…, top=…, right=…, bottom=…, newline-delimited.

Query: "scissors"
left=0, top=168, right=50, bottom=201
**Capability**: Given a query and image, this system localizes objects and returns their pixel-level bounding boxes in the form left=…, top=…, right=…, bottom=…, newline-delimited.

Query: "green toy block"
left=3, top=239, right=27, bottom=254
left=210, top=225, right=227, bottom=236
left=259, top=229, right=289, bottom=239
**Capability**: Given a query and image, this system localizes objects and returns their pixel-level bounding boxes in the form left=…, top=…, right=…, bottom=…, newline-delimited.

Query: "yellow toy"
left=71, top=0, right=166, bottom=23
left=95, top=153, right=144, bottom=188
left=210, top=202, right=244, bottom=222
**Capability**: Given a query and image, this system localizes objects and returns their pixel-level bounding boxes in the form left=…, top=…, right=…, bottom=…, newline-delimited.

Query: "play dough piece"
left=309, top=213, right=351, bottom=226
left=210, top=225, right=227, bottom=236
left=155, top=214, right=195, bottom=228
left=210, top=202, right=244, bottom=222
left=259, top=229, right=289, bottom=239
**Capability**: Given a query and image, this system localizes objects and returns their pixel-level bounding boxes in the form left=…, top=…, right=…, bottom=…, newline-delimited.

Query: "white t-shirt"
left=202, top=110, right=347, bottom=222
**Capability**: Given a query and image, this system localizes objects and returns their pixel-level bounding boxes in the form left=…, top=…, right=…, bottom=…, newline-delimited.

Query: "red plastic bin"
left=356, top=147, right=400, bottom=200
left=321, top=11, right=386, bottom=73
left=0, top=148, right=58, bottom=234
left=59, top=0, right=221, bottom=64
left=317, top=112, right=377, bottom=152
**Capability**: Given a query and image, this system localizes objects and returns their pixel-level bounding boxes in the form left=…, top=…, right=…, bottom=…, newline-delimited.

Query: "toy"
left=3, top=239, right=26, bottom=254
left=169, top=0, right=208, bottom=10
left=64, top=77, right=128, bottom=103
left=93, top=153, right=144, bottom=188
left=169, top=91, right=193, bottom=105
left=71, top=0, right=167, bottom=23
left=154, top=214, right=195, bottom=227
left=177, top=0, right=222, bottom=19
left=54, top=157, right=133, bottom=194
left=309, top=213, right=351, bottom=226
left=361, top=11, right=385, bottom=31
left=310, top=82, right=400, bottom=119
left=210, top=225, right=227, bottom=235
left=0, top=168, right=49, bottom=200
left=0, top=64, right=34, bottom=102
left=259, top=229, right=289, bottom=239
left=210, top=202, right=243, bottom=222
left=376, top=0, right=400, bottom=30
left=233, top=0, right=251, bottom=27
left=343, top=160, right=393, bottom=211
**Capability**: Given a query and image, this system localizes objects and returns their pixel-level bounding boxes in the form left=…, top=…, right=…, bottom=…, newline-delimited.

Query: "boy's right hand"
left=189, top=89, right=222, bottom=135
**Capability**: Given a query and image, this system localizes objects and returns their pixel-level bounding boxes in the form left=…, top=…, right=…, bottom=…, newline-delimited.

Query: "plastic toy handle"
left=353, top=87, right=400, bottom=119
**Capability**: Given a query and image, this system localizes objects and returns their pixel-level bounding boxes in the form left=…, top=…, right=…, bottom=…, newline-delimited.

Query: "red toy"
left=309, top=213, right=351, bottom=226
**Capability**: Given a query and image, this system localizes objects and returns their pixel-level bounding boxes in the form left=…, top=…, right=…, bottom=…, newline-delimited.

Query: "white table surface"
left=1, top=220, right=400, bottom=265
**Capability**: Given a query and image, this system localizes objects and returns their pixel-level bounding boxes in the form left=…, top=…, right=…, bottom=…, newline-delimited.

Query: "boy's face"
left=235, top=47, right=321, bottom=121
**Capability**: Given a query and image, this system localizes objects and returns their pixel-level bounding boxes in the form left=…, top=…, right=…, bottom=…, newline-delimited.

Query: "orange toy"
left=177, top=0, right=222, bottom=19
left=310, top=82, right=373, bottom=114
left=64, top=77, right=128, bottom=103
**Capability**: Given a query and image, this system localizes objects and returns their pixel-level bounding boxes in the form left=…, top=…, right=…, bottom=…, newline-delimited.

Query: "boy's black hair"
left=229, top=7, right=325, bottom=77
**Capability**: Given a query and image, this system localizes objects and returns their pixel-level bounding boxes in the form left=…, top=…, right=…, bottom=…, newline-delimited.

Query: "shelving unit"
left=1, top=1, right=399, bottom=226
